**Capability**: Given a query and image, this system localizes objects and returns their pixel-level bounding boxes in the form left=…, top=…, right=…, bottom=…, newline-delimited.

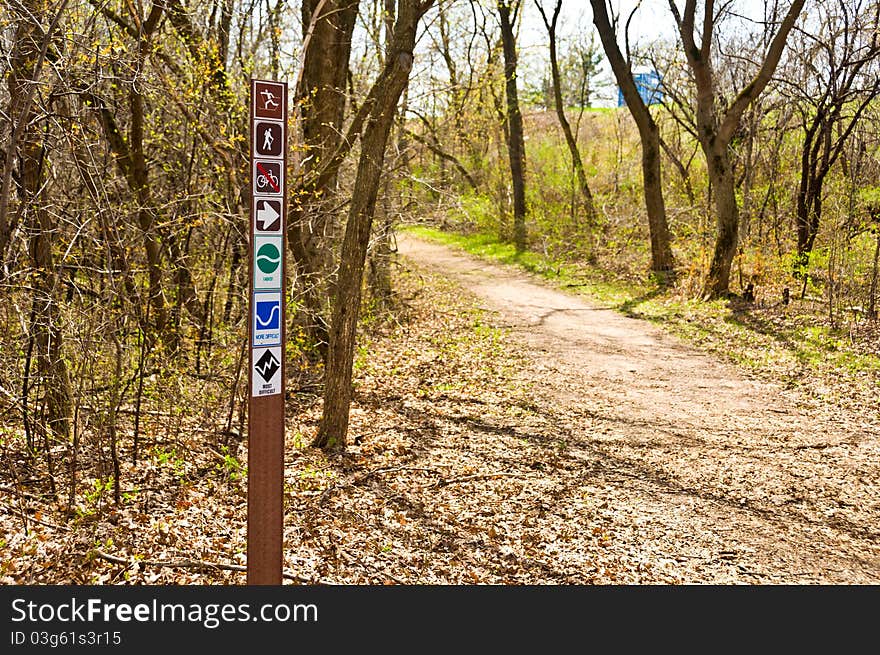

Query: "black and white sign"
left=252, top=346, right=282, bottom=396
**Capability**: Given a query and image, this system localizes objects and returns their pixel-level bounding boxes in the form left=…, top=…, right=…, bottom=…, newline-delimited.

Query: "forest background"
left=1, top=0, right=879, bottom=583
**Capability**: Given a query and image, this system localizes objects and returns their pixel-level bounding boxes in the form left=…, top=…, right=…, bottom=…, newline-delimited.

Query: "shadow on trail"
left=421, top=386, right=880, bottom=552
left=724, top=308, right=801, bottom=355
left=351, top=376, right=879, bottom=581
left=616, top=286, right=664, bottom=317
left=533, top=306, right=613, bottom=327
left=530, top=400, right=880, bottom=550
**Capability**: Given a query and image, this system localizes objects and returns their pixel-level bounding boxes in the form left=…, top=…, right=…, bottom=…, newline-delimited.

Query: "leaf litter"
left=2, top=239, right=879, bottom=585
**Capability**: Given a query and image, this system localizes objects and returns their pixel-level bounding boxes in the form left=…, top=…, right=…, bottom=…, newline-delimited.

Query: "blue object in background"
left=618, top=71, right=663, bottom=107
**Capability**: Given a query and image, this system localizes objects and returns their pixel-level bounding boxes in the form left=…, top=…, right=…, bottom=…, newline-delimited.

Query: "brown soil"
left=393, top=233, right=880, bottom=584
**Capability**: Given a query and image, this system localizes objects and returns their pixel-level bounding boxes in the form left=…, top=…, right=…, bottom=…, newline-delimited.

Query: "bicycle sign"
left=253, top=160, right=282, bottom=196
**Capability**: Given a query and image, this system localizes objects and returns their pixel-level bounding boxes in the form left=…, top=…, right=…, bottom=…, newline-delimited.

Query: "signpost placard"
left=254, top=198, right=282, bottom=232
left=247, top=78, right=287, bottom=585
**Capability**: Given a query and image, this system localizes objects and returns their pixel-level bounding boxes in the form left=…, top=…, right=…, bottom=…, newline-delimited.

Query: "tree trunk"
left=669, top=0, right=806, bottom=298
left=314, top=0, right=432, bottom=451
left=703, top=143, right=740, bottom=297
left=27, top=189, right=72, bottom=447
left=368, top=6, right=403, bottom=309
left=795, top=100, right=875, bottom=269
left=288, top=0, right=361, bottom=358
left=795, top=176, right=823, bottom=265
left=0, top=0, right=69, bottom=275
left=591, top=0, right=674, bottom=276
left=8, top=0, right=72, bottom=445
left=130, top=87, right=170, bottom=337
left=640, top=123, right=676, bottom=277
left=537, top=0, right=596, bottom=223
left=497, top=1, right=527, bottom=252
left=869, top=228, right=880, bottom=320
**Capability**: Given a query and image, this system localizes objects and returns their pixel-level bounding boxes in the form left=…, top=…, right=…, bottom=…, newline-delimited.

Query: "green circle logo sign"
left=256, top=243, right=281, bottom=275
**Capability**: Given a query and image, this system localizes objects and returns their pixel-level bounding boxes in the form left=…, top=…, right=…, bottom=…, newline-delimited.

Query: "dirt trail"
left=396, top=233, right=880, bottom=583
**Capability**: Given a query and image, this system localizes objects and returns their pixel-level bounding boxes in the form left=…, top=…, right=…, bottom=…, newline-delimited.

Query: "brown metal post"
left=247, top=79, right=287, bottom=585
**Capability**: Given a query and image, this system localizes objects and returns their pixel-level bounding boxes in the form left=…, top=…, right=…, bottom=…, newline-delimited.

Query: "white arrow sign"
left=257, top=200, right=279, bottom=225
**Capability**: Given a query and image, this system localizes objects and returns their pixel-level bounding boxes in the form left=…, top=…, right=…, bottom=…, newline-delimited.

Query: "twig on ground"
left=317, top=466, right=443, bottom=505
left=0, top=502, right=71, bottom=531
left=429, top=472, right=530, bottom=489
left=355, top=466, right=443, bottom=484
left=0, top=484, right=47, bottom=502
left=91, top=549, right=328, bottom=584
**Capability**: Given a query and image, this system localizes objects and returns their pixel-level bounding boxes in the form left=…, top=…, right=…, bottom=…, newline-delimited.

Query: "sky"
left=516, top=0, right=773, bottom=106
left=400, top=0, right=785, bottom=112
left=519, top=0, right=771, bottom=44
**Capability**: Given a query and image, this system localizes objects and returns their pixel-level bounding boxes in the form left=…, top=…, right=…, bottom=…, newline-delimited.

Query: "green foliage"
left=858, top=186, right=880, bottom=216
left=83, top=478, right=113, bottom=506
left=292, top=431, right=307, bottom=449
left=74, top=478, right=115, bottom=518
left=353, top=343, right=370, bottom=372
left=152, top=445, right=185, bottom=480
left=447, top=190, right=502, bottom=234
left=401, top=225, right=638, bottom=306
left=216, top=446, right=245, bottom=482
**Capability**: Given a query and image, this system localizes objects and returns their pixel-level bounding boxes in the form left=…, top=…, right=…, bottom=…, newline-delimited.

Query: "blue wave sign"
left=253, top=291, right=282, bottom=346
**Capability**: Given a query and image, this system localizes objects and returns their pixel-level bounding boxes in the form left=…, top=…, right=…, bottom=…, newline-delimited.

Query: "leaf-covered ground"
left=2, top=236, right=879, bottom=584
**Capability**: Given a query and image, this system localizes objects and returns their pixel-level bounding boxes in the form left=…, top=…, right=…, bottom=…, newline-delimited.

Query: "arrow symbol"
left=258, top=201, right=279, bottom=223
left=256, top=200, right=281, bottom=231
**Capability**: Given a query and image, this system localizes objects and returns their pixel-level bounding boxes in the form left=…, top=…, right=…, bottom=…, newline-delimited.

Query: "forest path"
left=395, top=232, right=880, bottom=583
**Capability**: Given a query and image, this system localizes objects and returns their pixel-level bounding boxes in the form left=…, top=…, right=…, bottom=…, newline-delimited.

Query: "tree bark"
left=0, top=0, right=69, bottom=276
left=314, top=0, right=433, bottom=451
left=703, top=142, right=740, bottom=296
left=497, top=0, right=527, bottom=252
left=287, top=0, right=361, bottom=358
left=7, top=0, right=72, bottom=444
left=668, top=0, right=805, bottom=298
left=591, top=0, right=675, bottom=277
left=129, top=84, right=170, bottom=336
left=536, top=0, right=597, bottom=224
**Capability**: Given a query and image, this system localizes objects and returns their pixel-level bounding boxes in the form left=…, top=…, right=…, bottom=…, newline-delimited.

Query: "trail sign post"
left=248, top=78, right=287, bottom=585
